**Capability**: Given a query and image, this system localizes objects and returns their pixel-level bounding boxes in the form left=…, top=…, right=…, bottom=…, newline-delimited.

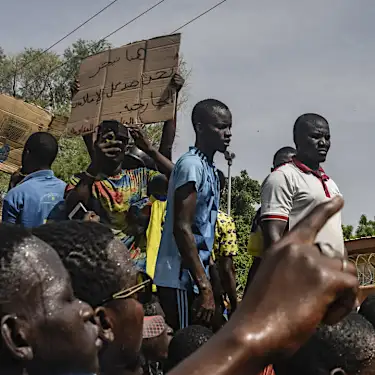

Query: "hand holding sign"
left=67, top=34, right=181, bottom=136
left=171, top=73, right=185, bottom=93
left=70, top=79, right=80, bottom=99
left=128, top=125, right=153, bottom=155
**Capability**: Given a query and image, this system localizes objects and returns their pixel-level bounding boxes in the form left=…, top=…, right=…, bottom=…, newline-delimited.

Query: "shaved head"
left=192, top=99, right=231, bottom=129
left=292, top=113, right=331, bottom=165
left=293, top=113, right=328, bottom=145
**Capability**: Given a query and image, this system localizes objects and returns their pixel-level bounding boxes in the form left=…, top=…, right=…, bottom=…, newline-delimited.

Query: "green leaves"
left=220, top=170, right=261, bottom=296
left=342, top=214, right=375, bottom=240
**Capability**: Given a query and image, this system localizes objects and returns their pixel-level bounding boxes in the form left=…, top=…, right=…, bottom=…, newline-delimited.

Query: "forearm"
left=158, top=119, right=176, bottom=160
left=65, top=176, right=95, bottom=213
left=174, top=224, right=211, bottom=290
left=261, top=220, right=287, bottom=249
left=147, top=147, right=174, bottom=178
left=169, top=318, right=267, bottom=375
left=219, top=257, right=237, bottom=309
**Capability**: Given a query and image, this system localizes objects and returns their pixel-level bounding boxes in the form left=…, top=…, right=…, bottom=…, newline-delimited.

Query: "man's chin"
left=317, top=154, right=327, bottom=163
left=218, top=145, right=229, bottom=154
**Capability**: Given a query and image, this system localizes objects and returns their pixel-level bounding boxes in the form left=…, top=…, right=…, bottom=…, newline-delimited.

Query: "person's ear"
left=94, top=307, right=115, bottom=343
left=1, top=315, right=33, bottom=361
left=195, top=122, right=203, bottom=136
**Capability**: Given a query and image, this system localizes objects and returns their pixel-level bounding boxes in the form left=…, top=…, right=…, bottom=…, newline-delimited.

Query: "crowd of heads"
left=0, top=91, right=372, bottom=375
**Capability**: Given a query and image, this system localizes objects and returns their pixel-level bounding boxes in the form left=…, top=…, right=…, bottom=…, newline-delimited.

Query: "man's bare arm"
left=174, top=182, right=210, bottom=290
left=261, top=220, right=288, bottom=249
left=218, top=256, right=237, bottom=312
left=158, top=119, right=176, bottom=161
left=173, top=182, right=215, bottom=323
left=65, top=174, right=95, bottom=214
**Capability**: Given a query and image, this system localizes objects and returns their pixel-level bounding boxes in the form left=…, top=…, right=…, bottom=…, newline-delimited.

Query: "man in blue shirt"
left=2, top=132, right=66, bottom=227
left=154, top=99, right=232, bottom=330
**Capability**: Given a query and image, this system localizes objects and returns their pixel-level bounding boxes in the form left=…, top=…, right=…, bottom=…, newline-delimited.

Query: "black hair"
left=166, top=325, right=213, bottom=371
left=24, top=132, right=58, bottom=167
left=32, top=221, right=135, bottom=307
left=280, top=312, right=375, bottom=375
left=0, top=225, right=34, bottom=309
left=217, top=170, right=226, bottom=191
left=293, top=113, right=328, bottom=145
left=272, top=146, right=296, bottom=168
left=143, top=295, right=165, bottom=317
left=191, top=99, right=230, bottom=130
left=359, top=295, right=375, bottom=328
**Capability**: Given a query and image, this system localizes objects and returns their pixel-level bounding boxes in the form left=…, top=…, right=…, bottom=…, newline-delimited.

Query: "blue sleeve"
left=174, top=156, right=204, bottom=191
left=2, top=191, right=21, bottom=224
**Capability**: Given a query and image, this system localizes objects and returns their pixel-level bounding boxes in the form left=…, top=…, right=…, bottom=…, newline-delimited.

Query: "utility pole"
left=224, top=150, right=235, bottom=215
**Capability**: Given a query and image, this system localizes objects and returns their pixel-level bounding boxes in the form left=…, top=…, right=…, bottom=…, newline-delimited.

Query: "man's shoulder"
left=170, top=152, right=205, bottom=184
left=4, top=178, right=35, bottom=202
left=273, top=162, right=300, bottom=176
left=51, top=176, right=67, bottom=186
left=326, top=176, right=341, bottom=195
left=175, top=150, right=203, bottom=167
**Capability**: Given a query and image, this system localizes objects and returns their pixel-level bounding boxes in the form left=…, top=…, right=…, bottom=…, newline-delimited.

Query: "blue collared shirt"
left=2, top=170, right=66, bottom=228
left=154, top=147, right=220, bottom=292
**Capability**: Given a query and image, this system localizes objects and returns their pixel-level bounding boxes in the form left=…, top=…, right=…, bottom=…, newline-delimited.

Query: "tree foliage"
left=0, top=39, right=111, bottom=116
left=220, top=170, right=261, bottom=295
left=343, top=214, right=375, bottom=240
left=0, top=38, right=190, bottom=192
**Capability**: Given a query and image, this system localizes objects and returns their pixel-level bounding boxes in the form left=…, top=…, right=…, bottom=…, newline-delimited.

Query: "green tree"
left=52, top=137, right=90, bottom=183
left=0, top=40, right=111, bottom=116
left=220, top=170, right=261, bottom=295
left=0, top=39, right=190, bottom=192
left=342, top=214, right=375, bottom=240
left=52, top=39, right=112, bottom=116
left=0, top=48, right=61, bottom=108
left=342, top=224, right=354, bottom=240
left=355, top=214, right=375, bottom=238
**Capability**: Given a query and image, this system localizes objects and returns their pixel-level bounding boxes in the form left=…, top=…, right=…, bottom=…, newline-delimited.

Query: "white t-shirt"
left=260, top=160, right=344, bottom=256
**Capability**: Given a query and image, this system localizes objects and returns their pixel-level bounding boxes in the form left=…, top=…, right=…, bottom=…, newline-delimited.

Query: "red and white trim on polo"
left=259, top=157, right=344, bottom=255
left=292, top=157, right=331, bottom=198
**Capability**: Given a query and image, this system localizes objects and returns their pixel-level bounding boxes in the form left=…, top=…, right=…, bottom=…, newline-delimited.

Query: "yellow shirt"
left=146, top=196, right=167, bottom=292
left=212, top=210, right=238, bottom=260
left=247, top=208, right=264, bottom=257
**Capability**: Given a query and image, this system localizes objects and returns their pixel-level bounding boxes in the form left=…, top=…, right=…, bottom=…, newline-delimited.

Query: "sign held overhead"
left=67, top=33, right=181, bottom=135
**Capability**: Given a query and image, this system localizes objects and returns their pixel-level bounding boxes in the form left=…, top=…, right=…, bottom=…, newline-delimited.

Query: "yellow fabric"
left=247, top=228, right=264, bottom=257
left=213, top=210, right=238, bottom=261
left=146, top=196, right=167, bottom=292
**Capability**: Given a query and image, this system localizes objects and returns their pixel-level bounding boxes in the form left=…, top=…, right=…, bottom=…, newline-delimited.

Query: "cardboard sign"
left=67, top=33, right=181, bottom=135
left=0, top=94, right=68, bottom=174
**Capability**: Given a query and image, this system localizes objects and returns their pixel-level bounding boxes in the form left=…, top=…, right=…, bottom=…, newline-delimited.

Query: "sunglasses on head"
left=98, top=272, right=153, bottom=307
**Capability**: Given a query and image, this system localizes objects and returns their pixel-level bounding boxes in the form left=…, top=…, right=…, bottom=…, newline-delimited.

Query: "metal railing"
left=349, top=253, right=375, bottom=286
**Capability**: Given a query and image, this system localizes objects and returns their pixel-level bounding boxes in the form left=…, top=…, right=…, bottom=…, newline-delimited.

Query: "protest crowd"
left=0, top=28, right=372, bottom=375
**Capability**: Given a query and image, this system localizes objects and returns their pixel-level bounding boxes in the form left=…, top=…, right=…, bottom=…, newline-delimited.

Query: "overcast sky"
left=1, top=0, right=374, bottom=226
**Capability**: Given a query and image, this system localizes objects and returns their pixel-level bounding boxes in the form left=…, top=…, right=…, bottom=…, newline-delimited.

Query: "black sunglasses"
left=98, top=272, right=153, bottom=307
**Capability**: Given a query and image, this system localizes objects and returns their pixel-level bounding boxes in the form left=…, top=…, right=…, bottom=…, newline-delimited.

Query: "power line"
left=8, top=0, right=123, bottom=79
left=171, top=0, right=228, bottom=33
left=14, top=0, right=167, bottom=97
left=28, top=0, right=167, bottom=81
left=15, top=0, right=228, bottom=99
left=102, top=0, right=166, bottom=40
